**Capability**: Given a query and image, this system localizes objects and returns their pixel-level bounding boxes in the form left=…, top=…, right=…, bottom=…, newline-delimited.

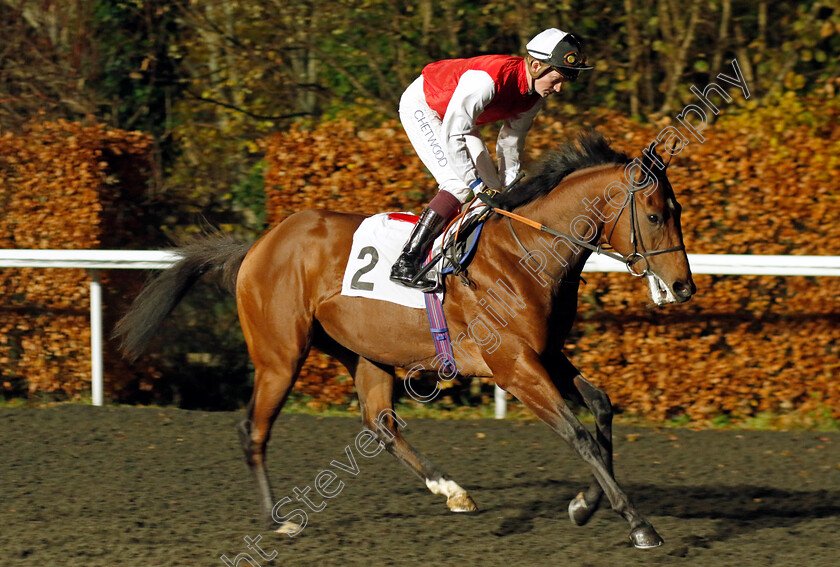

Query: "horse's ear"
left=661, top=138, right=678, bottom=168
left=642, top=140, right=674, bottom=172
left=641, top=140, right=667, bottom=174
left=641, top=141, right=658, bottom=170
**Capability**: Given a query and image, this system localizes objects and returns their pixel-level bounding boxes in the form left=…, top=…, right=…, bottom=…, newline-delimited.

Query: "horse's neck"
left=510, top=167, right=618, bottom=280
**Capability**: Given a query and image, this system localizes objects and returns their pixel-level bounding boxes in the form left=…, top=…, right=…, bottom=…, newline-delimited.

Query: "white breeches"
left=399, top=76, right=502, bottom=203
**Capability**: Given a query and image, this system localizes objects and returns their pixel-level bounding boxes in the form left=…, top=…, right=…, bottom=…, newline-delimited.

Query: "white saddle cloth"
left=341, top=213, right=445, bottom=309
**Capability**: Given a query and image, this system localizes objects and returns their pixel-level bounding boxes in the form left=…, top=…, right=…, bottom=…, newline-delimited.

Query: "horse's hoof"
left=629, top=524, right=664, bottom=549
left=568, top=492, right=595, bottom=526
left=447, top=493, right=479, bottom=513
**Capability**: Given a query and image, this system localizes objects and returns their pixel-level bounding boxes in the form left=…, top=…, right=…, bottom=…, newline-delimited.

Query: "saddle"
left=417, top=182, right=514, bottom=289
left=399, top=202, right=489, bottom=290
left=439, top=211, right=487, bottom=283
left=340, top=181, right=517, bottom=308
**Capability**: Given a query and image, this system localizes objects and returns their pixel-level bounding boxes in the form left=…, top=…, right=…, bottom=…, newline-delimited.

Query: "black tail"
left=113, top=234, right=252, bottom=361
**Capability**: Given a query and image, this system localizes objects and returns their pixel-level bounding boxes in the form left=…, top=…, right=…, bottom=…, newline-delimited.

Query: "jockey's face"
left=533, top=68, right=570, bottom=98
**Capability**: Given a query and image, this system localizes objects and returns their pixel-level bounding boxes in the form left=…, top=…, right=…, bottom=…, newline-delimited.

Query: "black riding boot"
left=390, top=208, right=446, bottom=291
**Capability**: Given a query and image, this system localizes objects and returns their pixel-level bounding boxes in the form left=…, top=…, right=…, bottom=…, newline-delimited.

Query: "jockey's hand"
left=475, top=188, right=502, bottom=209
left=468, top=178, right=486, bottom=195
left=470, top=177, right=503, bottom=198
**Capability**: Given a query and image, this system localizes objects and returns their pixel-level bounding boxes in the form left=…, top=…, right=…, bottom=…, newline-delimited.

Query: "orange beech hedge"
left=264, top=95, right=840, bottom=420
left=0, top=121, right=157, bottom=399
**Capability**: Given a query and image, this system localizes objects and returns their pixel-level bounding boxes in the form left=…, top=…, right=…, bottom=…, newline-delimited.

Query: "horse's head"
left=604, top=142, right=695, bottom=305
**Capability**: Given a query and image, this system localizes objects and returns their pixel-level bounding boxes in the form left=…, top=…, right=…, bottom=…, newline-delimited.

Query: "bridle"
left=493, top=180, right=685, bottom=279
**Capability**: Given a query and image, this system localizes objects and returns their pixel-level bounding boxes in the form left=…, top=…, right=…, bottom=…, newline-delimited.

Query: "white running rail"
left=0, top=251, right=181, bottom=406
left=2, top=250, right=839, bottom=409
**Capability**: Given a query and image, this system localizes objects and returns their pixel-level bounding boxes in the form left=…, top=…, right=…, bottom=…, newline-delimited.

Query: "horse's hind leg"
left=354, top=357, right=478, bottom=512
left=238, top=315, right=315, bottom=532
left=238, top=366, right=300, bottom=533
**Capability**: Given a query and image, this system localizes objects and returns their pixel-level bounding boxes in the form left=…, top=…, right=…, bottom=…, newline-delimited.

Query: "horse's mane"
left=497, top=129, right=630, bottom=210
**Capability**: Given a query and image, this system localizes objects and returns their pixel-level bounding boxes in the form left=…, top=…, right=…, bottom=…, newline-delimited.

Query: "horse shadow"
left=485, top=479, right=840, bottom=545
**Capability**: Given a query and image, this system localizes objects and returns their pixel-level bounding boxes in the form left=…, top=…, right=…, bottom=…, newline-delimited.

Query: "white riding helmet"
left=525, top=28, right=593, bottom=81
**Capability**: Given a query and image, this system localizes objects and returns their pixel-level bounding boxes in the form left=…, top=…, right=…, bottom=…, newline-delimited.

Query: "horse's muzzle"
left=672, top=279, right=695, bottom=302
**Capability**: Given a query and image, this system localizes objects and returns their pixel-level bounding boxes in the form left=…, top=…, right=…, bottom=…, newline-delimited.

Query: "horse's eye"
left=647, top=214, right=661, bottom=224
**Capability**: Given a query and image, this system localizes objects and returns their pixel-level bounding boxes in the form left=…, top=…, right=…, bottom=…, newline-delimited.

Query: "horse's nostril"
left=673, top=281, right=692, bottom=298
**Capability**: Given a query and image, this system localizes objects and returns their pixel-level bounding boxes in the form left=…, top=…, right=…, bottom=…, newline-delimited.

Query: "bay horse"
left=115, top=131, right=695, bottom=549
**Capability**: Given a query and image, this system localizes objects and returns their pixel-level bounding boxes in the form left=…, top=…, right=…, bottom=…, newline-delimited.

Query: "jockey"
left=390, top=28, right=594, bottom=291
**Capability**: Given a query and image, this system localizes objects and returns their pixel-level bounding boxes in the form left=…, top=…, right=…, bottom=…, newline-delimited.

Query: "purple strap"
left=423, top=291, right=458, bottom=376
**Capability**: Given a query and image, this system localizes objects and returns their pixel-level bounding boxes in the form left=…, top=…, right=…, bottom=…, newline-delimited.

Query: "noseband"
left=494, top=182, right=685, bottom=278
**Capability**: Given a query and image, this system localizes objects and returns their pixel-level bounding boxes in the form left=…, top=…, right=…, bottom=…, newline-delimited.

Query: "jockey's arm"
left=439, top=70, right=495, bottom=192
left=497, top=101, right=542, bottom=187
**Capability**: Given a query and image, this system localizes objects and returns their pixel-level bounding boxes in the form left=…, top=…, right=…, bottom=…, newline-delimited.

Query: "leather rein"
left=491, top=183, right=685, bottom=280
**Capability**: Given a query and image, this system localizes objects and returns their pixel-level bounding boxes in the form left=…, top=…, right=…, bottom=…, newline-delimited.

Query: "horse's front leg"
left=547, top=353, right=615, bottom=527
left=562, top=374, right=617, bottom=527
left=497, top=351, right=663, bottom=549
